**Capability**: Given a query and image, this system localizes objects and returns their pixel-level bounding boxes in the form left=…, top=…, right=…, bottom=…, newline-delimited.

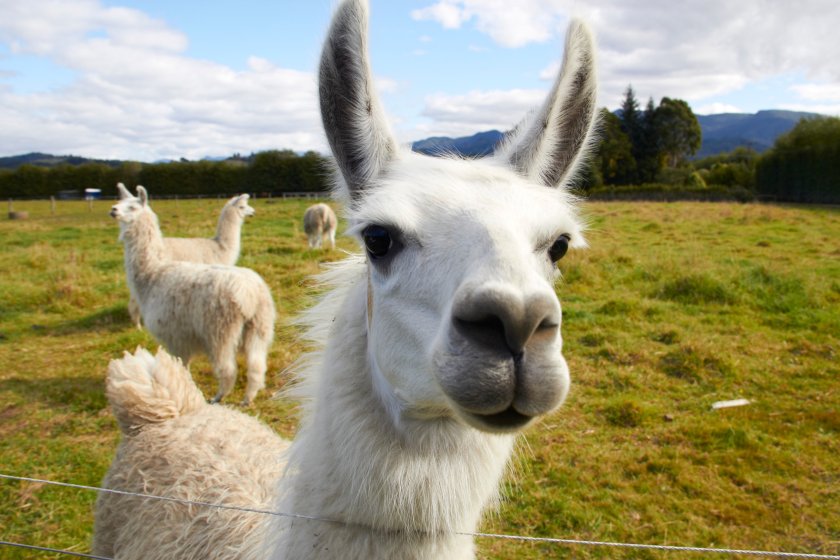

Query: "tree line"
left=585, top=86, right=840, bottom=204
left=0, top=150, right=330, bottom=199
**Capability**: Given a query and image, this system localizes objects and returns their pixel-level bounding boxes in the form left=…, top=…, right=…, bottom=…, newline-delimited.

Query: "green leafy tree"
left=653, top=97, right=701, bottom=168
left=694, top=147, right=758, bottom=189
left=756, top=116, right=840, bottom=203
left=596, top=109, right=636, bottom=185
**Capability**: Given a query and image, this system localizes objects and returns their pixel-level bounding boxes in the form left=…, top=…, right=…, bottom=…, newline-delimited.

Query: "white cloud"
left=411, top=1, right=470, bottom=30
left=0, top=0, right=323, bottom=161
left=414, top=0, right=840, bottom=111
left=790, top=83, right=840, bottom=102
left=416, top=88, right=546, bottom=138
left=694, top=103, right=743, bottom=115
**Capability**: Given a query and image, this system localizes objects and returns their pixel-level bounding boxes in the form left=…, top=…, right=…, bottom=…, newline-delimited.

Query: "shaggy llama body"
left=111, top=187, right=275, bottom=405
left=94, top=0, right=598, bottom=558
left=303, top=203, right=337, bottom=249
left=123, top=188, right=255, bottom=328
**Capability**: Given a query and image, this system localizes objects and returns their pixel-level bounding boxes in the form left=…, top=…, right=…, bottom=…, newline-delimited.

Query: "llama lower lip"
left=470, top=407, right=532, bottom=431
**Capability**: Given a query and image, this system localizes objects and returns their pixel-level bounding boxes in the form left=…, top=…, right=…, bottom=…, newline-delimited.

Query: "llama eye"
left=548, top=234, right=571, bottom=263
left=363, top=225, right=392, bottom=259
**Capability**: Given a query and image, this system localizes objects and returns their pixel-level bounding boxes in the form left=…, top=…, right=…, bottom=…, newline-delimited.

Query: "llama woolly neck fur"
left=120, top=207, right=168, bottom=292
left=266, top=256, right=515, bottom=559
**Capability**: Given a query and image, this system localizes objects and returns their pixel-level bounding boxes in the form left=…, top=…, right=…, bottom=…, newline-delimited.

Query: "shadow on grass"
left=49, top=305, right=133, bottom=336
left=0, top=374, right=106, bottom=413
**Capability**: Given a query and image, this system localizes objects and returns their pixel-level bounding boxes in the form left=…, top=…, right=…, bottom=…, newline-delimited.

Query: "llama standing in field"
left=302, top=203, right=337, bottom=249
left=119, top=185, right=256, bottom=328
left=93, top=0, right=597, bottom=558
left=110, top=186, right=275, bottom=405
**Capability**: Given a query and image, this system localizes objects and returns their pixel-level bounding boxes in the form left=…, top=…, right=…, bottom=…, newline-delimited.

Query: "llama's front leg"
left=328, top=228, right=336, bottom=249
left=209, top=348, right=238, bottom=404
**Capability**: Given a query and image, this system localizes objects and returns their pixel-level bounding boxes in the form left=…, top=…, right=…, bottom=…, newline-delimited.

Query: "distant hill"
left=695, top=110, right=821, bottom=158
left=0, top=110, right=824, bottom=170
left=412, top=130, right=505, bottom=157
left=411, top=110, right=823, bottom=160
left=0, top=152, right=127, bottom=170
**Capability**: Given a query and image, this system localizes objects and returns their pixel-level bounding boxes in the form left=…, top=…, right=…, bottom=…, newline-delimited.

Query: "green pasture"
left=0, top=198, right=838, bottom=558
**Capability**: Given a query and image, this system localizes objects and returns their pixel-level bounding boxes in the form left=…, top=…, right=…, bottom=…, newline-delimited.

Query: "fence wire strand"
left=2, top=473, right=838, bottom=559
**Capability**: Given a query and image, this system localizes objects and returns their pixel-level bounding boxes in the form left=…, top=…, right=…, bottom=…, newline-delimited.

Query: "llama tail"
left=106, top=347, right=207, bottom=436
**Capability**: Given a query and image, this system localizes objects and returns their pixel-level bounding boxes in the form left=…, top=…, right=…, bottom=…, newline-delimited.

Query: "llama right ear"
left=116, top=183, right=132, bottom=200
left=319, top=0, right=397, bottom=202
left=136, top=186, right=148, bottom=206
left=494, top=20, right=598, bottom=189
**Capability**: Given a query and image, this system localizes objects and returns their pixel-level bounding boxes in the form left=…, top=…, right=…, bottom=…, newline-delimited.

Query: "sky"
left=1, top=0, right=839, bottom=162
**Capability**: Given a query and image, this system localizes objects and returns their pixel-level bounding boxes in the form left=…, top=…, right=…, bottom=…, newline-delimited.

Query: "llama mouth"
left=467, top=406, right=533, bottom=432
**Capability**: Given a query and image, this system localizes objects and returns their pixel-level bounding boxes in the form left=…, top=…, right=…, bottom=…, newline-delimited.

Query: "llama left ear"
left=136, top=186, right=148, bottom=206
left=495, top=20, right=598, bottom=188
left=116, top=183, right=132, bottom=200
left=319, top=0, right=397, bottom=202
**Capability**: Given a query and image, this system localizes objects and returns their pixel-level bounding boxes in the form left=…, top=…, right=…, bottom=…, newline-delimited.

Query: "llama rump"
left=110, top=186, right=275, bottom=405
left=94, top=0, right=597, bottom=558
left=303, top=203, right=337, bottom=249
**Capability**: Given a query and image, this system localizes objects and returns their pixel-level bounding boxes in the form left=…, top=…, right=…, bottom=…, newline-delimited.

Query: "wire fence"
left=2, top=473, right=838, bottom=559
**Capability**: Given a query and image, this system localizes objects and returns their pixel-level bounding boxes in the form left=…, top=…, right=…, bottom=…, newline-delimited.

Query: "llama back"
left=140, top=262, right=274, bottom=355
left=164, top=236, right=237, bottom=266
left=95, top=347, right=288, bottom=560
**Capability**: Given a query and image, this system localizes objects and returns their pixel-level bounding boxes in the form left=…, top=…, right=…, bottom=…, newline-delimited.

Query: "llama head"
left=227, top=193, right=256, bottom=219
left=110, top=185, right=151, bottom=230
left=320, top=0, right=597, bottom=434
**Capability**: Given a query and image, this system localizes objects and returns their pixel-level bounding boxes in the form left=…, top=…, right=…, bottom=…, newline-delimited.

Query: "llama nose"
left=452, top=284, right=560, bottom=355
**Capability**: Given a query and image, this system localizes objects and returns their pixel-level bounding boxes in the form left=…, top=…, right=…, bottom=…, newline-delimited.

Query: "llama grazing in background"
left=93, top=0, right=597, bottom=558
left=118, top=184, right=256, bottom=328
left=302, top=203, right=337, bottom=249
left=110, top=186, right=275, bottom=405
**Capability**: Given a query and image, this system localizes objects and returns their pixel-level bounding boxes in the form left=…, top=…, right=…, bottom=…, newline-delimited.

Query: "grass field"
left=1, top=198, right=838, bottom=559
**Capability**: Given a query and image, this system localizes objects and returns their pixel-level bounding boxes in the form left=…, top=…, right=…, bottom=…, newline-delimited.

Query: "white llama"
left=302, top=203, right=337, bottom=249
left=93, top=1, right=597, bottom=558
left=110, top=186, right=275, bottom=405
left=118, top=184, right=256, bottom=328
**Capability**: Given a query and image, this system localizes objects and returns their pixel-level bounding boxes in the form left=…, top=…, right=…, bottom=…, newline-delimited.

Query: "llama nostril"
left=453, top=287, right=560, bottom=355
left=454, top=314, right=508, bottom=351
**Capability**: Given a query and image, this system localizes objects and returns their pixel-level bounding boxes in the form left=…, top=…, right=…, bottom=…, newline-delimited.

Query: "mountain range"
left=411, top=109, right=823, bottom=159
left=0, top=110, right=825, bottom=169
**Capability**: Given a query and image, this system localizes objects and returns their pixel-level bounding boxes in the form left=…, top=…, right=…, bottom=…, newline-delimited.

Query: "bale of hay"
left=8, top=211, right=29, bottom=220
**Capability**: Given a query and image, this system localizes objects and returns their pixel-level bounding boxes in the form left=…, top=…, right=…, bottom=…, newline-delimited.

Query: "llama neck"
left=121, top=211, right=167, bottom=295
left=213, top=205, right=241, bottom=259
left=272, top=269, right=515, bottom=559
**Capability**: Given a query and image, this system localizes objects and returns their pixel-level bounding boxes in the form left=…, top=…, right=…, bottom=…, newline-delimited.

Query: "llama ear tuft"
left=136, top=186, right=148, bottom=206
left=319, top=0, right=397, bottom=202
left=495, top=20, right=598, bottom=189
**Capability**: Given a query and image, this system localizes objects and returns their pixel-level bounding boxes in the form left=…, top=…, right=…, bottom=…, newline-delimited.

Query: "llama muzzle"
left=433, top=281, right=569, bottom=433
